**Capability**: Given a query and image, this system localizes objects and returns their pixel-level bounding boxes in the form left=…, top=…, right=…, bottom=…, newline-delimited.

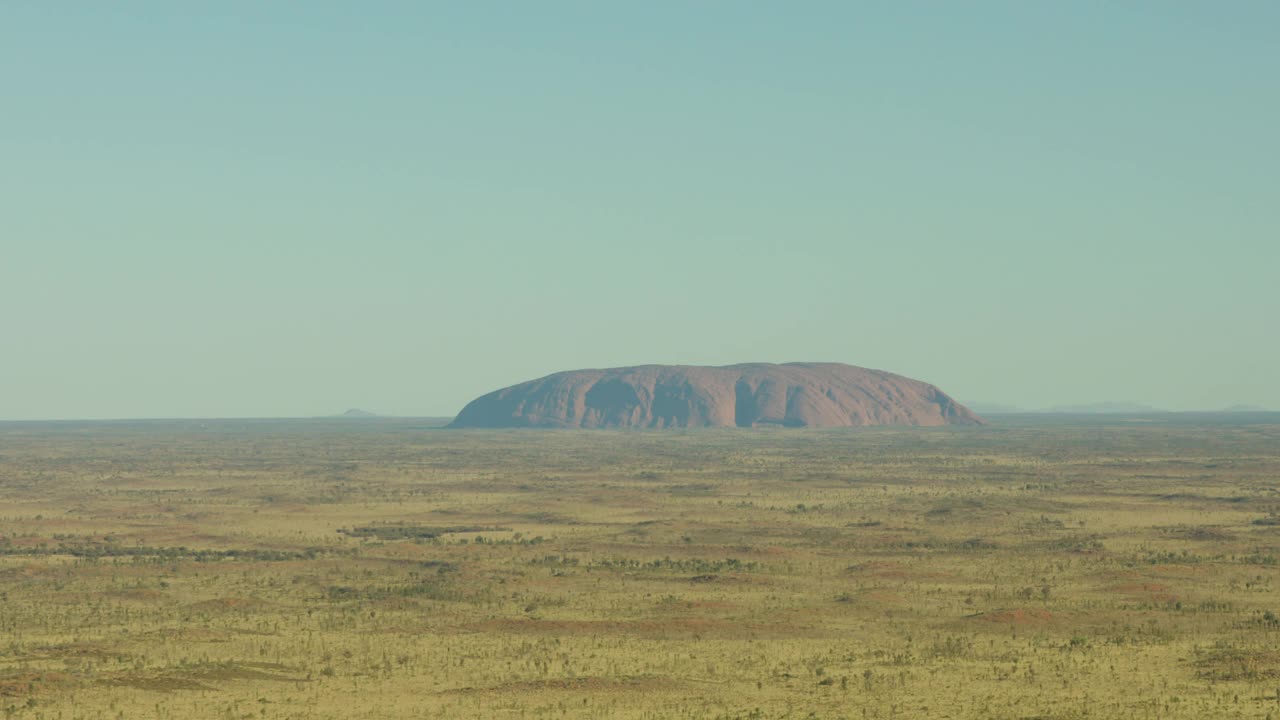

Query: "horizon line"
left=2, top=410, right=1278, bottom=424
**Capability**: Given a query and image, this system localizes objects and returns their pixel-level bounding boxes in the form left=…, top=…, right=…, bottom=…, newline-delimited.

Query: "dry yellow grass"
left=1, top=417, right=1278, bottom=719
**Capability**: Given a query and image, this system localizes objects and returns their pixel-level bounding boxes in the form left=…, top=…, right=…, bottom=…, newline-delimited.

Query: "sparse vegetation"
left=0, top=416, right=1278, bottom=718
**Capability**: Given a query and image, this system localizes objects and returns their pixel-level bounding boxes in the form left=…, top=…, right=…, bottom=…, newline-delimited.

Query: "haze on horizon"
left=3, top=3, right=1276, bottom=421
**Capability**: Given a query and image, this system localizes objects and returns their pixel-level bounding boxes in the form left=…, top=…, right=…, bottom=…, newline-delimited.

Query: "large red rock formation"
left=449, top=363, right=983, bottom=428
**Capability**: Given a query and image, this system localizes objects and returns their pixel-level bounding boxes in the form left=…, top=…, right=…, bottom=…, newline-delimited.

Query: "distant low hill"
left=335, top=408, right=378, bottom=418
left=965, top=401, right=1166, bottom=414
left=969, top=402, right=1276, bottom=415
left=450, top=362, right=983, bottom=429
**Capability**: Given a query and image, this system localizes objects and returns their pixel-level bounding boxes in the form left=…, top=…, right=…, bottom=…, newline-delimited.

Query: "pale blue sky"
left=3, top=2, right=1277, bottom=419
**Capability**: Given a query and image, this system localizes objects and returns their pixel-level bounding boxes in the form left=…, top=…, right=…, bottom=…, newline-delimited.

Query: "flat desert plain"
left=1, top=415, right=1279, bottom=719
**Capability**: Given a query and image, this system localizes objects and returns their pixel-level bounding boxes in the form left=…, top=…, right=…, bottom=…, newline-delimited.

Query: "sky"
left=3, top=2, right=1277, bottom=419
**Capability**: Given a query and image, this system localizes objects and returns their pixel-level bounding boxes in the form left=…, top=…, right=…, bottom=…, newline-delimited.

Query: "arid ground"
left=1, top=415, right=1279, bottom=719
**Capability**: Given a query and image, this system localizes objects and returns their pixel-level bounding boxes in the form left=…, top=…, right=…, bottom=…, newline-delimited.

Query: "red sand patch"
left=1109, top=583, right=1179, bottom=603
left=861, top=590, right=906, bottom=604
left=26, top=642, right=118, bottom=661
left=0, top=672, right=75, bottom=697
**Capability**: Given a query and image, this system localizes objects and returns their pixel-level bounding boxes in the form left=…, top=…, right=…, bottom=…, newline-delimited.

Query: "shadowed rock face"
left=449, top=363, right=983, bottom=428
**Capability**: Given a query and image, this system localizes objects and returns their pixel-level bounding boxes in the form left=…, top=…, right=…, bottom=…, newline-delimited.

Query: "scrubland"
left=1, top=416, right=1279, bottom=719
